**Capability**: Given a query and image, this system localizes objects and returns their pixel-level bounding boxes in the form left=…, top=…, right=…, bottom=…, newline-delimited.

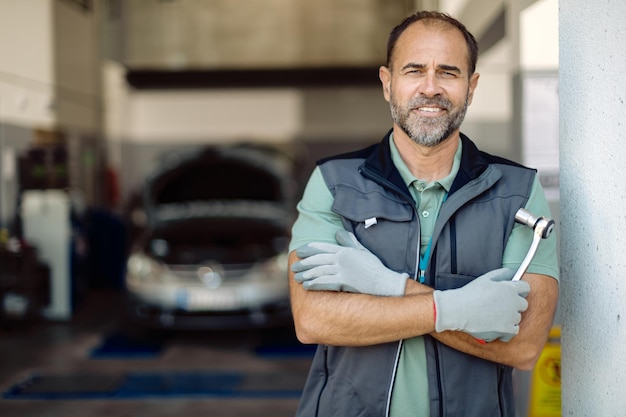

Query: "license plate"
left=176, top=288, right=240, bottom=311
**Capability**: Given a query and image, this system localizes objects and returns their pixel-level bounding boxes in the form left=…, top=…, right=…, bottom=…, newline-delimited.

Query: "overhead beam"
left=456, top=0, right=541, bottom=54
left=457, top=0, right=505, bottom=42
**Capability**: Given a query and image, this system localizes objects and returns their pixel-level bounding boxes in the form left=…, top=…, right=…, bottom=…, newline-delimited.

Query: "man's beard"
left=390, top=92, right=469, bottom=147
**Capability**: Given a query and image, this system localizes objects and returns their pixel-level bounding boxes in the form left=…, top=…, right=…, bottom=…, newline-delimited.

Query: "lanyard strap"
left=418, top=240, right=433, bottom=283
left=418, top=192, right=448, bottom=283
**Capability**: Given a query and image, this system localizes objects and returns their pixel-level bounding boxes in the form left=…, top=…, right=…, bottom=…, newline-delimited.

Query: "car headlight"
left=258, top=252, right=289, bottom=280
left=127, top=253, right=164, bottom=281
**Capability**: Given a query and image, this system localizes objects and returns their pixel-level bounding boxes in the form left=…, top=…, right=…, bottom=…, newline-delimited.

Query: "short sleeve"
left=289, top=167, right=344, bottom=252
left=502, top=175, right=559, bottom=281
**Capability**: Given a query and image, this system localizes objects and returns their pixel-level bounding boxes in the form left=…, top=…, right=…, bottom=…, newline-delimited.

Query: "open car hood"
left=142, top=144, right=295, bottom=227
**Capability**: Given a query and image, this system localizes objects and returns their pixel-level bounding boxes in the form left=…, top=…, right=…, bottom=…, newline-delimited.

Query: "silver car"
left=125, top=144, right=296, bottom=329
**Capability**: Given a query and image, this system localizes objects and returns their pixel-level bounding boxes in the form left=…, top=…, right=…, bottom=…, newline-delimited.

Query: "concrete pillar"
left=560, top=0, right=626, bottom=415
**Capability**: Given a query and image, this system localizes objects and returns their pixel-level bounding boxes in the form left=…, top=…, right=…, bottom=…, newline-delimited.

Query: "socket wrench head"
left=515, top=208, right=555, bottom=239
left=536, top=217, right=556, bottom=239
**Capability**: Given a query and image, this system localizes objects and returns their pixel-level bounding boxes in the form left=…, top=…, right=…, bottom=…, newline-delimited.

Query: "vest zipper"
left=449, top=217, right=457, bottom=274
left=385, top=217, right=420, bottom=417
left=497, top=364, right=505, bottom=416
left=385, top=339, right=404, bottom=417
left=432, top=337, right=444, bottom=417
left=360, top=165, right=425, bottom=417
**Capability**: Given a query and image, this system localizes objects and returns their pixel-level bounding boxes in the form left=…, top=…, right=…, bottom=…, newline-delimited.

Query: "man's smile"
left=415, top=106, right=446, bottom=116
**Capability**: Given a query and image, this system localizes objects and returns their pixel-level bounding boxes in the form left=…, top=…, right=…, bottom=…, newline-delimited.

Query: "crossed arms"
left=288, top=233, right=559, bottom=371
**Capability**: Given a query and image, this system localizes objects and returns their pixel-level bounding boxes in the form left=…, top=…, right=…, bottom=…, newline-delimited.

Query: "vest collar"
left=361, top=129, right=492, bottom=198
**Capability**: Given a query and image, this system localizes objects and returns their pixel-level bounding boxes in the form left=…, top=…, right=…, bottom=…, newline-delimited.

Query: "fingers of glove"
left=515, top=295, right=529, bottom=313
left=467, top=309, right=522, bottom=342
left=302, top=277, right=359, bottom=293
left=473, top=268, right=530, bottom=299
left=335, top=230, right=365, bottom=250
left=512, top=280, right=531, bottom=297
left=293, top=264, right=338, bottom=282
left=468, top=331, right=501, bottom=343
left=488, top=289, right=528, bottom=319
left=471, top=330, right=517, bottom=343
left=478, top=279, right=530, bottom=309
left=291, top=252, right=338, bottom=273
left=295, top=242, right=342, bottom=259
left=294, top=244, right=324, bottom=259
left=302, top=241, right=381, bottom=276
left=498, top=333, right=516, bottom=343
left=469, top=272, right=526, bottom=303
left=495, top=316, right=523, bottom=343
left=336, top=245, right=387, bottom=273
left=434, top=284, right=527, bottom=335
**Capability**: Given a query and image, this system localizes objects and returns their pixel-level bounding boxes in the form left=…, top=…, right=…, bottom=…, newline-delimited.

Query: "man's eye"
left=441, top=71, right=457, bottom=78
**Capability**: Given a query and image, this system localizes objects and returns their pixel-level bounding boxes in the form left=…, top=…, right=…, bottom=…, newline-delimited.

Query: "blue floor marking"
left=89, top=332, right=164, bottom=359
left=3, top=371, right=303, bottom=400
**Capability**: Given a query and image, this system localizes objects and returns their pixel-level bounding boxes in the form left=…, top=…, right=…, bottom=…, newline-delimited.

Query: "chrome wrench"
left=511, top=208, right=555, bottom=281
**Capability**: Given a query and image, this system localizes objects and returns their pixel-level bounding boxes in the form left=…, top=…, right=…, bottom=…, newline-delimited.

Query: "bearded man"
left=288, top=11, right=559, bottom=417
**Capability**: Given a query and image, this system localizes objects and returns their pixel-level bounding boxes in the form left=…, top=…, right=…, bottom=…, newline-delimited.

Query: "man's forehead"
left=394, top=21, right=470, bottom=69
left=400, top=19, right=466, bottom=45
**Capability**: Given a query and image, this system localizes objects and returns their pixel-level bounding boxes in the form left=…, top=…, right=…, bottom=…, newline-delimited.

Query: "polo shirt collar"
left=389, top=132, right=462, bottom=193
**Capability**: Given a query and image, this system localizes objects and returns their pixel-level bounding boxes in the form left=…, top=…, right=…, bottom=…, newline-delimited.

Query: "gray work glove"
left=433, top=268, right=530, bottom=342
left=291, top=230, right=409, bottom=296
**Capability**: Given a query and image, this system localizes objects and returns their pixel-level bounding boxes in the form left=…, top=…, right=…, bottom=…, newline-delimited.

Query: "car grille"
left=166, top=264, right=252, bottom=285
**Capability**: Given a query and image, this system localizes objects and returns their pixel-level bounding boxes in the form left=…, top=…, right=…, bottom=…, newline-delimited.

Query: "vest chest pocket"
left=331, top=184, right=415, bottom=272
left=435, top=272, right=475, bottom=290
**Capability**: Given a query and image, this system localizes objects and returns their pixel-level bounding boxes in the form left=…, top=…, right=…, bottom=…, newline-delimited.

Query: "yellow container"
left=528, top=326, right=561, bottom=417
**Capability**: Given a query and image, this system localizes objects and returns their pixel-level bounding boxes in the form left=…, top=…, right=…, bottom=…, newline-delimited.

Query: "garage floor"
left=0, top=290, right=312, bottom=417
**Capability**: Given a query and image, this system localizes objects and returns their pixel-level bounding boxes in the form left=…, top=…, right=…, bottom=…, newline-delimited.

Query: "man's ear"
left=379, top=66, right=391, bottom=102
left=467, top=72, right=480, bottom=105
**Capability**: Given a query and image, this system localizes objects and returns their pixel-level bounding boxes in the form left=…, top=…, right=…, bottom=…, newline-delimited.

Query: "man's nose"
left=419, top=72, right=443, bottom=97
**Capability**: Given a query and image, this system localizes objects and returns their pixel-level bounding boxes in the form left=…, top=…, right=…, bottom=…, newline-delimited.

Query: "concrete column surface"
left=560, top=0, right=626, bottom=415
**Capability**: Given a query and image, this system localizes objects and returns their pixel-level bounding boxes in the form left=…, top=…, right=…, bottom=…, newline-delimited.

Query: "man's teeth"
left=418, top=107, right=441, bottom=112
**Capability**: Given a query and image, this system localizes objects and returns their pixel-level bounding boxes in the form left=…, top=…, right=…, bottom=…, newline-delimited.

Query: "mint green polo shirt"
left=290, top=135, right=559, bottom=417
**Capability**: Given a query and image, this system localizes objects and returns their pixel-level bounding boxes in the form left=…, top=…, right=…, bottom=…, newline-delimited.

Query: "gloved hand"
left=432, top=268, right=530, bottom=342
left=291, top=230, right=409, bottom=296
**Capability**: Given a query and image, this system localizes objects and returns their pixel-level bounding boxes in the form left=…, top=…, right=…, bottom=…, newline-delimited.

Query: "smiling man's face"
left=379, top=20, right=480, bottom=148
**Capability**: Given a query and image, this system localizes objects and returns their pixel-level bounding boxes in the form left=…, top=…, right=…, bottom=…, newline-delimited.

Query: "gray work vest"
left=295, top=131, right=536, bottom=417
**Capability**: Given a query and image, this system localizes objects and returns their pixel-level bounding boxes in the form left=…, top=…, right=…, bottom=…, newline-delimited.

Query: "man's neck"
left=393, top=129, right=460, bottom=183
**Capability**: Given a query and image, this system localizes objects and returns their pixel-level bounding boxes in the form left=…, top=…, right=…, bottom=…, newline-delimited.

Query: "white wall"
left=0, top=0, right=100, bottom=132
left=560, top=0, right=626, bottom=414
left=0, top=0, right=55, bottom=128
left=125, top=89, right=303, bottom=144
left=520, top=0, right=558, bottom=70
